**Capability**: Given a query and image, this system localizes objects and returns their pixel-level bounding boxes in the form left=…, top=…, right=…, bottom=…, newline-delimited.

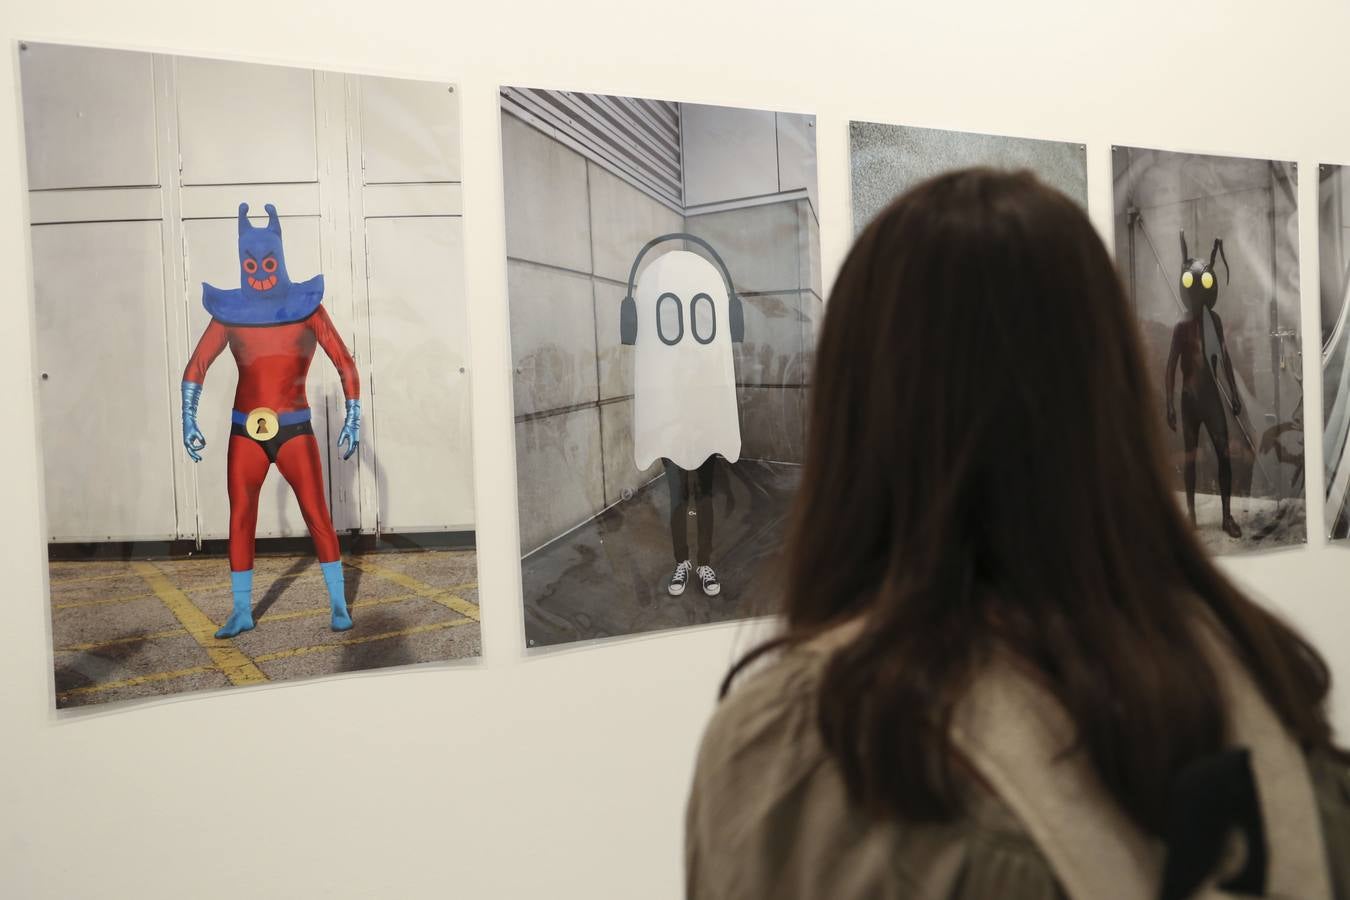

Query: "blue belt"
left=231, top=408, right=312, bottom=427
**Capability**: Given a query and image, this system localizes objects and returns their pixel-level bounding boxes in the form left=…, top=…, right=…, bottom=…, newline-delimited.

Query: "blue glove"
left=182, top=381, right=206, bottom=462
left=338, top=398, right=361, bottom=461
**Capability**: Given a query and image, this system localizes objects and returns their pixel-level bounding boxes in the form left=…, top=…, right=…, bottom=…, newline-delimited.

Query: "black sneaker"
left=668, top=560, right=692, bottom=596
left=697, top=565, right=721, bottom=597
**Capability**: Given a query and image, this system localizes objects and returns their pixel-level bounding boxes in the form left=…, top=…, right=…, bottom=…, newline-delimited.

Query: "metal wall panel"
left=20, top=43, right=159, bottom=191
left=680, top=103, right=778, bottom=207
left=175, top=58, right=318, bottom=186
left=24, top=51, right=473, bottom=543
left=360, top=76, right=460, bottom=184
left=363, top=216, right=474, bottom=531
left=32, top=221, right=178, bottom=540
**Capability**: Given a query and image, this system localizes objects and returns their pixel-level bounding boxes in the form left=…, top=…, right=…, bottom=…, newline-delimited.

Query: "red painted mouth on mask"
left=247, top=275, right=279, bottom=292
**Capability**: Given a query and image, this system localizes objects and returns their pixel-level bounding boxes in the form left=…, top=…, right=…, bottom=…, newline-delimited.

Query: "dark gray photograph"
left=1113, top=146, right=1304, bottom=553
left=1319, top=163, right=1350, bottom=538
left=849, top=120, right=1087, bottom=234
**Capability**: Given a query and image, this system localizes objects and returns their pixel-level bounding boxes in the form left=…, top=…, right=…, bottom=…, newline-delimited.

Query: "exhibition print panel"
left=849, top=120, right=1088, bottom=234
left=501, top=87, right=820, bottom=647
left=20, top=42, right=479, bottom=708
left=1113, top=146, right=1304, bottom=553
left=1319, top=164, right=1350, bottom=538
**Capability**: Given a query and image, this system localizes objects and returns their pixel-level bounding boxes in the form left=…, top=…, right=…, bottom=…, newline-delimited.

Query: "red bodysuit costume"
left=184, top=307, right=360, bottom=571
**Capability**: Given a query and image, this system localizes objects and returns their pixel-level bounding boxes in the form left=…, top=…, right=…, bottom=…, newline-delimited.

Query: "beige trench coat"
left=686, top=626, right=1350, bottom=900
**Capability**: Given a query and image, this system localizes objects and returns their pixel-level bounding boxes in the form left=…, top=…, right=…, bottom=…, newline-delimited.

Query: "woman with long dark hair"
left=685, top=169, right=1349, bottom=899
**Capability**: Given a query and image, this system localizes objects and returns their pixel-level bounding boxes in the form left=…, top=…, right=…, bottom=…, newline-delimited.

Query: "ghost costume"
left=631, top=250, right=742, bottom=471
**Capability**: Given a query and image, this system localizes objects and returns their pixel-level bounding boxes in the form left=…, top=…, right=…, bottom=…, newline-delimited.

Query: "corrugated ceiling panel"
left=502, top=87, right=682, bottom=207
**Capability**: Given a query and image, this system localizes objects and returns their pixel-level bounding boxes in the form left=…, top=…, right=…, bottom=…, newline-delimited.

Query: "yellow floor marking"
left=57, top=664, right=219, bottom=700
left=129, top=562, right=268, bottom=686
left=47, top=569, right=145, bottom=587
left=53, top=594, right=425, bottom=654
left=345, top=558, right=480, bottom=622
left=57, top=626, right=187, bottom=652
left=254, top=619, right=475, bottom=664
left=53, top=590, right=157, bottom=611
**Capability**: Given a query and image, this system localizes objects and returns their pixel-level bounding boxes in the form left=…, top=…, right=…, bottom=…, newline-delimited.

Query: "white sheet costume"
left=625, top=242, right=743, bottom=471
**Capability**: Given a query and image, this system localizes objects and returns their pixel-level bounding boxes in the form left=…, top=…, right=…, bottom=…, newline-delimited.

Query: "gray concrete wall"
left=849, top=120, right=1088, bottom=234
left=1320, top=166, right=1349, bottom=349
left=1113, top=147, right=1302, bottom=502
left=1318, top=166, right=1349, bottom=530
left=685, top=198, right=819, bottom=464
left=504, top=109, right=817, bottom=553
left=504, top=112, right=680, bottom=552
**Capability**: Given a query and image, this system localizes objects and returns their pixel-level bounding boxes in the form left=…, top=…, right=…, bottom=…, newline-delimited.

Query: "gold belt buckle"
left=245, top=407, right=280, bottom=441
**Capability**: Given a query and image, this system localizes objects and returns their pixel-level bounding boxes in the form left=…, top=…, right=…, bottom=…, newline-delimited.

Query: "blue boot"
left=321, top=560, right=353, bottom=631
left=215, top=570, right=255, bottom=638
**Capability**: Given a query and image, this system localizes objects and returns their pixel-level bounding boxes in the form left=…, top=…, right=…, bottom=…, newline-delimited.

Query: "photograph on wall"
left=849, top=119, right=1088, bottom=234
left=1319, top=164, right=1350, bottom=538
left=20, top=42, right=478, bottom=708
left=1113, top=146, right=1304, bottom=553
left=501, top=87, right=820, bottom=647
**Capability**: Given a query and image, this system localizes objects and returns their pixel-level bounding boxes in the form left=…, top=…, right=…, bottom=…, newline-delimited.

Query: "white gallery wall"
left=1, top=1, right=1348, bottom=898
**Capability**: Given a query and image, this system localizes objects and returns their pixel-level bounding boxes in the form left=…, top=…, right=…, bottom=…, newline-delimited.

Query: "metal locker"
left=363, top=216, right=474, bottom=531
left=19, top=43, right=159, bottom=191
left=359, top=76, right=460, bottom=184
left=31, top=221, right=179, bottom=540
left=175, top=57, right=318, bottom=187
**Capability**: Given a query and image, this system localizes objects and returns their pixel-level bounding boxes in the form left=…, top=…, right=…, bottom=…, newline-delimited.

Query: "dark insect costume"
left=1165, top=231, right=1242, bottom=539
left=181, top=203, right=362, bottom=638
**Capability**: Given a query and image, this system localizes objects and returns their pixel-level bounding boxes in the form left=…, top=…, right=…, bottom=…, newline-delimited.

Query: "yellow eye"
left=1201, top=271, right=1214, bottom=289
left=1181, top=271, right=1194, bottom=289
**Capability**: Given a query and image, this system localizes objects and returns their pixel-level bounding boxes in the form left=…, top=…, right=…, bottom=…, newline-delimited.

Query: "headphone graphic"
left=620, top=233, right=745, bottom=346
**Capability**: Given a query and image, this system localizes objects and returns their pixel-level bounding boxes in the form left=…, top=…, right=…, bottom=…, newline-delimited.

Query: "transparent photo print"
left=501, top=87, right=820, bottom=647
left=1319, top=164, right=1350, bottom=538
left=20, top=42, right=478, bottom=708
left=849, top=119, right=1088, bottom=234
left=1113, top=146, right=1304, bottom=553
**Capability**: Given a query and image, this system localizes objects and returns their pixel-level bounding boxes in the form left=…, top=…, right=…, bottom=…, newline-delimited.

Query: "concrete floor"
left=49, top=550, right=479, bottom=709
left=522, top=459, right=798, bottom=648
left=1185, top=492, right=1306, bottom=554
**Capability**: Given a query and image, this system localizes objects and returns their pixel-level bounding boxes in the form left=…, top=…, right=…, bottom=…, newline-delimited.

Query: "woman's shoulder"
left=687, top=629, right=1065, bottom=900
left=694, top=637, right=833, bottom=777
left=1308, top=749, right=1350, bottom=898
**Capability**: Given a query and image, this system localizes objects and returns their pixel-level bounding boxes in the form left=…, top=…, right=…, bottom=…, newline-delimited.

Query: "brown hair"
left=727, top=168, right=1338, bottom=834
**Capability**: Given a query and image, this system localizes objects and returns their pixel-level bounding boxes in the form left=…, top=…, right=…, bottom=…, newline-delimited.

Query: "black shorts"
left=230, top=420, right=315, bottom=463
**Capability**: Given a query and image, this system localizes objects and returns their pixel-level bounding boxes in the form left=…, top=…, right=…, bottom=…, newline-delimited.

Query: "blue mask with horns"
left=202, top=202, right=324, bottom=326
